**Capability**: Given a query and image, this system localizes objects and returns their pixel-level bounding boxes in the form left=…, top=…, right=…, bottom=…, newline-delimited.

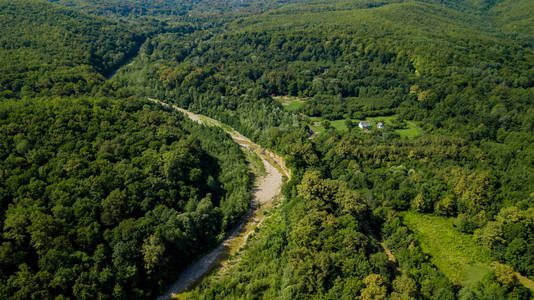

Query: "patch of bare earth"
left=149, top=98, right=289, bottom=300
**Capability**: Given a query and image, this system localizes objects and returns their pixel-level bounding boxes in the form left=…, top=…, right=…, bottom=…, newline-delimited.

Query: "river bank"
left=148, top=98, right=290, bottom=300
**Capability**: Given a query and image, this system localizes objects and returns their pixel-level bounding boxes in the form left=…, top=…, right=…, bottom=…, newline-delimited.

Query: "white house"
left=358, top=121, right=371, bottom=129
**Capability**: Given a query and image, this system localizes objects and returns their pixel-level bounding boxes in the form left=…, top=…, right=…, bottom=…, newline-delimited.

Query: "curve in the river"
left=148, top=98, right=290, bottom=300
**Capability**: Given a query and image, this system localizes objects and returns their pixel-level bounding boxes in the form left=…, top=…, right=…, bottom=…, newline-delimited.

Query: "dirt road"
left=149, top=98, right=289, bottom=300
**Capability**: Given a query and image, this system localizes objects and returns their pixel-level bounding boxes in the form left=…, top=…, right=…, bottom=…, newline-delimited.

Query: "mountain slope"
left=114, top=1, right=534, bottom=298
left=48, top=0, right=298, bottom=19
left=0, top=0, right=143, bottom=98
left=0, top=97, right=251, bottom=299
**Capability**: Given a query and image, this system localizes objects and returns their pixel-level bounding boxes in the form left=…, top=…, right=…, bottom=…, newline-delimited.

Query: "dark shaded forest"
left=0, top=97, right=251, bottom=298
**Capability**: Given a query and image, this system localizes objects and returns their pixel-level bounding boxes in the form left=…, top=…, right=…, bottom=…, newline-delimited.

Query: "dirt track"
left=149, top=98, right=289, bottom=300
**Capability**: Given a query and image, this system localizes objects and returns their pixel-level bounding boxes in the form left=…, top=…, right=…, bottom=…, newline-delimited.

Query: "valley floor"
left=149, top=98, right=290, bottom=299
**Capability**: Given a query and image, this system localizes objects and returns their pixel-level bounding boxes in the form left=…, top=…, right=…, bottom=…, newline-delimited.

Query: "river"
left=148, top=98, right=290, bottom=300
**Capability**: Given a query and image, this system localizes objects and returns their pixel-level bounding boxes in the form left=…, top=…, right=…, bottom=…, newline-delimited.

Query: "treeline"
left=0, top=97, right=250, bottom=299
left=0, top=0, right=143, bottom=98
left=49, top=0, right=298, bottom=19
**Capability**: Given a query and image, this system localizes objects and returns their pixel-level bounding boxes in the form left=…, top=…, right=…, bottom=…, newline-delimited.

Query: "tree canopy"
left=0, top=97, right=251, bottom=298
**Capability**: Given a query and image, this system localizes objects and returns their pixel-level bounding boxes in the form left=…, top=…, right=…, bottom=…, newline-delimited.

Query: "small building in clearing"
left=358, top=121, right=371, bottom=129
left=377, top=122, right=384, bottom=129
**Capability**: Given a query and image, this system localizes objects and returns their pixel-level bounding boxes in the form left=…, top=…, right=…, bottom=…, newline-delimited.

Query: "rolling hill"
left=0, top=0, right=143, bottom=98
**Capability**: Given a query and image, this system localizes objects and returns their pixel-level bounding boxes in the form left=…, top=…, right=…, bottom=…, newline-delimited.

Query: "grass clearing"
left=372, top=114, right=398, bottom=125
left=284, top=101, right=305, bottom=111
left=396, top=121, right=423, bottom=139
left=273, top=96, right=423, bottom=138
left=309, top=117, right=360, bottom=132
left=401, top=211, right=493, bottom=286
left=329, top=119, right=352, bottom=131
left=309, top=114, right=422, bottom=138
left=273, top=96, right=307, bottom=111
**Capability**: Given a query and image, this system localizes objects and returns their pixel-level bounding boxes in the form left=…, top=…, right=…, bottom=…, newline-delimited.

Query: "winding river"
left=148, top=98, right=290, bottom=300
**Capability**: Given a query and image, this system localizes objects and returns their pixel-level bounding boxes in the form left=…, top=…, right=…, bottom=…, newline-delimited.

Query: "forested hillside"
left=123, top=0, right=534, bottom=136
left=186, top=130, right=532, bottom=299
left=119, top=0, right=534, bottom=206
left=0, top=0, right=143, bottom=98
left=106, top=0, right=534, bottom=298
left=0, top=97, right=250, bottom=298
left=0, top=1, right=260, bottom=298
left=422, top=0, right=534, bottom=37
left=1, top=0, right=533, bottom=298
left=48, top=0, right=296, bottom=19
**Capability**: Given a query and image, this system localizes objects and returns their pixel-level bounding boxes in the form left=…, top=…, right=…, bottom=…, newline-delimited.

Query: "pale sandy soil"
left=149, top=98, right=289, bottom=300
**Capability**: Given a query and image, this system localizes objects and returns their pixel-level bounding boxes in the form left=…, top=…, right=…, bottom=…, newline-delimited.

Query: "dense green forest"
left=186, top=129, right=532, bottom=299
left=121, top=0, right=534, bottom=137
left=1, top=0, right=533, bottom=298
left=0, top=97, right=251, bottom=298
left=0, top=0, right=143, bottom=98
left=112, top=0, right=534, bottom=298
left=48, top=0, right=292, bottom=18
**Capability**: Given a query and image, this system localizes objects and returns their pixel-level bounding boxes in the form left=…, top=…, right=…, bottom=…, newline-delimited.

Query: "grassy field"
left=309, top=114, right=423, bottom=138
left=401, top=211, right=493, bottom=286
left=272, top=95, right=423, bottom=138
left=309, top=117, right=359, bottom=132
left=272, top=96, right=307, bottom=111
left=396, top=121, right=423, bottom=139
left=273, top=96, right=423, bottom=138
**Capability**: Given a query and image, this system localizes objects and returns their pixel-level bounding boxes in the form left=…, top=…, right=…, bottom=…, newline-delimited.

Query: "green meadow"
left=308, top=114, right=422, bottom=138
left=401, top=211, right=493, bottom=286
